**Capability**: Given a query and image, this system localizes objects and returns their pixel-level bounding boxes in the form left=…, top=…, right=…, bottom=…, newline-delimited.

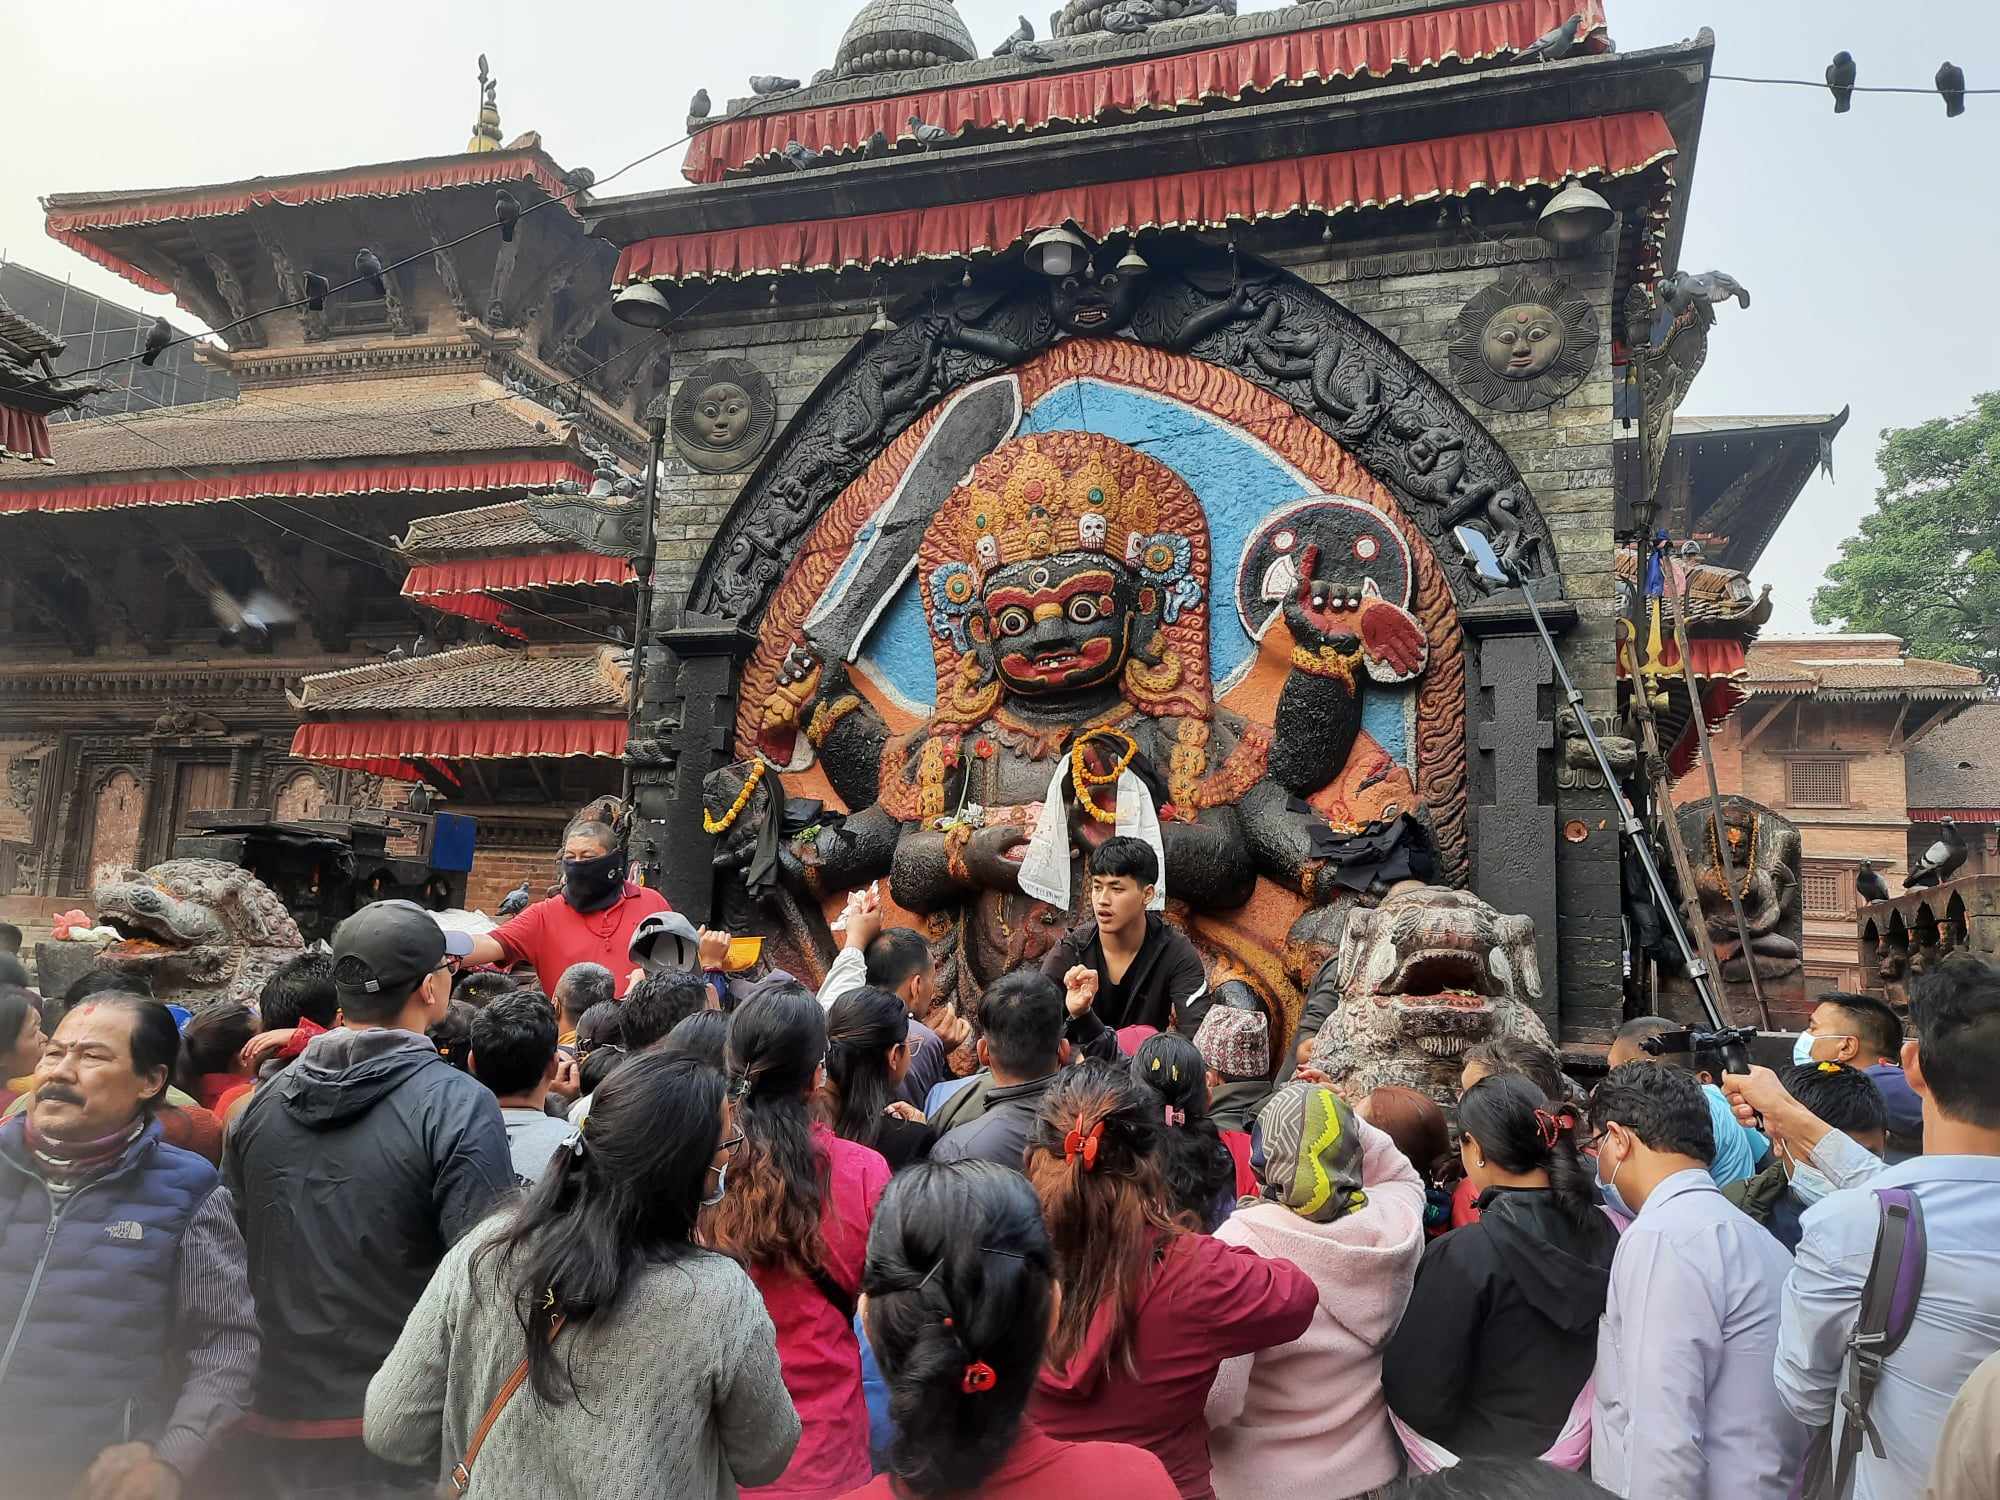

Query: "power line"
left=1711, top=73, right=1994, bottom=96
left=57, top=86, right=816, bottom=380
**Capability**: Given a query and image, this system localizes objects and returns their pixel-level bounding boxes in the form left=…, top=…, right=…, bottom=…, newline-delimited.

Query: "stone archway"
left=691, top=241, right=1557, bottom=626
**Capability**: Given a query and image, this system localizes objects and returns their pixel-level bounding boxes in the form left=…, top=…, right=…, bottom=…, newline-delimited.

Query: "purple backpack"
left=1792, top=1186, right=1928, bottom=1500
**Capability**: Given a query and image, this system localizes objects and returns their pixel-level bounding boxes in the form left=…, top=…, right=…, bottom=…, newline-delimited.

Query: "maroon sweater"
left=839, top=1426, right=1176, bottom=1500
left=1031, top=1232, right=1317, bottom=1500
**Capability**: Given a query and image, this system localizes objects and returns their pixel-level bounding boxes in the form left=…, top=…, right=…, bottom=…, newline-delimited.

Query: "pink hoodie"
left=1204, top=1119, right=1426, bottom=1500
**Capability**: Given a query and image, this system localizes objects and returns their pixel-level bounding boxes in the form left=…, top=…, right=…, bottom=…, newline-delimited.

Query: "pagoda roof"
left=1614, top=409, right=1849, bottom=574
left=43, top=142, right=578, bottom=298
left=1741, top=650, right=1985, bottom=702
left=1907, top=703, right=2000, bottom=818
left=290, top=642, right=627, bottom=715
left=395, top=498, right=563, bottom=557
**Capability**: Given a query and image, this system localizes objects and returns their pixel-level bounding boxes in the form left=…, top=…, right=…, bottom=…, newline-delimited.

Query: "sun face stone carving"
left=1448, top=273, right=1599, bottom=413
left=671, top=357, right=778, bottom=473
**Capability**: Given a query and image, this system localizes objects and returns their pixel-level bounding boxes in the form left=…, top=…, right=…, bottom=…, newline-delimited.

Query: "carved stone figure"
left=1304, top=885, right=1554, bottom=1104
left=672, top=357, right=779, bottom=473
left=91, top=858, right=305, bottom=1010
left=1448, top=273, right=1598, bottom=413
left=1659, top=795, right=1806, bottom=1023
left=150, top=706, right=226, bottom=738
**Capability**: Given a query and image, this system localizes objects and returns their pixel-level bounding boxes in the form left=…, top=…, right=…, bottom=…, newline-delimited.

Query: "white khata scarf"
left=1016, top=758, right=1167, bottom=914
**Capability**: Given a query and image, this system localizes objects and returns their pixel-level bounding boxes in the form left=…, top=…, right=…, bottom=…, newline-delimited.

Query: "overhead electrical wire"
left=1710, top=74, right=1994, bottom=95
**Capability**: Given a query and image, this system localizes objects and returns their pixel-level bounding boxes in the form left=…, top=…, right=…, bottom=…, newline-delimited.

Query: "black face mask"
left=560, top=849, right=627, bottom=913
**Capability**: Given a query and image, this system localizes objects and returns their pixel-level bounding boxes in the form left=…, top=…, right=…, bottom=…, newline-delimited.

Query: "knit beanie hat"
left=1193, top=1005, right=1270, bottom=1081
left=1247, top=1081, right=1367, bottom=1223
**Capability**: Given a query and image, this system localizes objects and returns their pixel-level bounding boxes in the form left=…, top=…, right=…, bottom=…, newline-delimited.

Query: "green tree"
left=1812, top=391, right=2000, bottom=676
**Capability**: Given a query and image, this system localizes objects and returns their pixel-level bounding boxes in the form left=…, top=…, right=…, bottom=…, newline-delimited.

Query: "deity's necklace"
left=703, top=760, right=765, bottom=835
left=1072, top=727, right=1140, bottom=824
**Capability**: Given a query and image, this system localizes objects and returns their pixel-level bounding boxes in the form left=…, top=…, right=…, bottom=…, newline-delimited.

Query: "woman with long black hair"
left=840, top=1161, right=1176, bottom=1499
left=821, top=986, right=934, bottom=1172
left=364, top=1053, right=799, bottom=1497
left=1026, top=1062, right=1316, bottom=1500
left=1381, top=1073, right=1618, bottom=1470
left=705, top=985, right=891, bottom=1499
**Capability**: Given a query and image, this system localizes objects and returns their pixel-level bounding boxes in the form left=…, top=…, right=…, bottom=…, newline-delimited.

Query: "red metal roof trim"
left=405, top=588, right=529, bottom=641
left=0, top=405, right=52, bottom=465
left=619, top=112, right=1675, bottom=285
left=685, top=0, right=1607, bottom=183
left=1668, top=680, right=1745, bottom=780
left=44, top=151, right=576, bottom=299
left=290, top=718, right=626, bottom=773
left=1909, top=808, right=2000, bottom=824
left=0, top=457, right=591, bottom=516
left=401, top=553, right=635, bottom=596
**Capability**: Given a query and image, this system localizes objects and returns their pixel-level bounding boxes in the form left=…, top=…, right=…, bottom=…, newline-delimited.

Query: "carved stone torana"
left=1448, top=273, right=1598, bottom=413
left=692, top=245, right=1555, bottom=621
left=671, top=357, right=779, bottom=473
left=91, top=857, right=304, bottom=1010
left=1304, top=884, right=1556, bottom=1105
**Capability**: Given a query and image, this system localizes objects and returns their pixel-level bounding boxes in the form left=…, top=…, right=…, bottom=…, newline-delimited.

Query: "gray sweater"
left=364, top=1220, right=799, bottom=1498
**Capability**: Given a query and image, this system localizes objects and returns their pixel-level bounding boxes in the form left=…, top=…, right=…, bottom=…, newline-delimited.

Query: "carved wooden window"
left=1787, top=759, right=1849, bottom=808
left=273, top=771, right=328, bottom=823
left=1801, top=864, right=1846, bottom=917
left=87, top=772, right=144, bottom=892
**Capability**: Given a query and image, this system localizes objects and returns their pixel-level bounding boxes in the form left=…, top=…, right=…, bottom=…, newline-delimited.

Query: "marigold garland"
left=703, top=760, right=765, bottom=835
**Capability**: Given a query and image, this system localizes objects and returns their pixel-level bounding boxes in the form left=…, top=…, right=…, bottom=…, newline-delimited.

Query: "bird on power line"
left=1514, top=12, right=1583, bottom=64
left=1826, top=51, right=1857, bottom=112
left=304, top=272, right=330, bottom=312
left=355, top=248, right=387, bottom=298
left=908, top=114, right=951, bottom=149
left=141, top=317, right=172, bottom=367
left=495, top=189, right=520, bottom=242
left=1937, top=61, right=1967, bottom=117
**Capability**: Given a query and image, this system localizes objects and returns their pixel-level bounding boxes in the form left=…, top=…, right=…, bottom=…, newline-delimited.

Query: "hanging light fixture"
left=1025, top=225, right=1088, bottom=278
left=612, top=280, right=674, bottom=329
left=1537, top=178, right=1615, bottom=247
left=869, top=302, right=898, bottom=333
left=1115, top=247, right=1149, bottom=274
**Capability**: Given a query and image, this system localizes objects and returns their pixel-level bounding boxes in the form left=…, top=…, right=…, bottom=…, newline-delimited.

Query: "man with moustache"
left=0, top=991, right=257, bottom=1499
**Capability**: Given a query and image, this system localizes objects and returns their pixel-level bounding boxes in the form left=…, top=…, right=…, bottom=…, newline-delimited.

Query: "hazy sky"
left=4, top=1, right=1994, bottom=631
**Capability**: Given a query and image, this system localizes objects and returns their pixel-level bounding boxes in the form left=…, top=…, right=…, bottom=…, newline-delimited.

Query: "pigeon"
left=303, top=272, right=330, bottom=312
left=1658, top=270, right=1751, bottom=313
left=1855, top=860, right=1890, bottom=905
left=412, top=632, right=436, bottom=657
left=993, top=14, right=1034, bottom=56
left=355, top=247, right=387, bottom=298
left=1102, top=0, right=1160, bottom=34
left=208, top=587, right=294, bottom=650
left=749, top=75, right=801, bottom=95
left=497, top=879, right=535, bottom=917
left=863, top=128, right=891, bottom=159
left=1904, top=817, right=1968, bottom=889
left=1937, top=61, right=1967, bottom=118
left=1826, top=51, right=1857, bottom=113
left=908, top=114, right=952, bottom=149
left=782, top=139, right=824, bottom=171
left=495, top=188, right=520, bottom=242
left=562, top=166, right=596, bottom=194
left=385, top=645, right=407, bottom=662
left=1515, top=13, right=1583, bottom=63
left=689, top=88, right=712, bottom=121
left=141, top=316, right=172, bottom=368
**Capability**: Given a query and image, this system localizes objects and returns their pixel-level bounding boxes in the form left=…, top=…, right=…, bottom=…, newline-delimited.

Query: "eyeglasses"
left=716, top=1133, right=744, bottom=1161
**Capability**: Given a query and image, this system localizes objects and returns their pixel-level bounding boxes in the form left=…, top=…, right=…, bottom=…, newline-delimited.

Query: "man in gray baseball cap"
left=223, top=901, right=509, bottom=1496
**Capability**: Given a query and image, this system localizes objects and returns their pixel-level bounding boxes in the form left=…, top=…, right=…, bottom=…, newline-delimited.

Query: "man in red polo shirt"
left=461, top=811, right=668, bottom=996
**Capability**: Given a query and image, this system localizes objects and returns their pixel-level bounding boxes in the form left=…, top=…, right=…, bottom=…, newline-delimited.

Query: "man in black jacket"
left=1040, top=837, right=1209, bottom=1058
left=930, top=971, right=1071, bottom=1170
left=223, top=900, right=512, bottom=1497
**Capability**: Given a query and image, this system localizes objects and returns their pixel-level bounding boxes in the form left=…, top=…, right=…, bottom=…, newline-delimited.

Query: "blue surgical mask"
left=1792, top=1030, right=1818, bottom=1067
left=1595, top=1138, right=1633, bottom=1218
left=1790, top=1161, right=1838, bottom=1207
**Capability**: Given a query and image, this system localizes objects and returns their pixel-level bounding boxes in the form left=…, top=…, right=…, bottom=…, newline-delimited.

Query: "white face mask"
left=1790, top=1161, right=1839, bottom=1207
left=701, top=1161, right=729, bottom=1209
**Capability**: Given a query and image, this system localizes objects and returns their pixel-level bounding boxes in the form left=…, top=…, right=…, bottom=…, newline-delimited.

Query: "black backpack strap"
left=1831, top=1186, right=1927, bottom=1495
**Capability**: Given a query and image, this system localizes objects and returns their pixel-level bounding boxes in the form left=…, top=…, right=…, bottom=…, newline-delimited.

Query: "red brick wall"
left=464, top=847, right=554, bottom=918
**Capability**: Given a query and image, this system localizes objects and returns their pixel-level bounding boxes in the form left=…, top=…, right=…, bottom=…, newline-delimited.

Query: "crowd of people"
left=0, top=824, right=1996, bottom=1500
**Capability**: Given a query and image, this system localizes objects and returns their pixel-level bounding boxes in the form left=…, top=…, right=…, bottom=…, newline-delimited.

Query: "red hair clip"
left=1063, top=1117, right=1104, bottom=1171
left=1533, top=1108, right=1572, bottom=1149
left=960, top=1361, right=998, bottom=1394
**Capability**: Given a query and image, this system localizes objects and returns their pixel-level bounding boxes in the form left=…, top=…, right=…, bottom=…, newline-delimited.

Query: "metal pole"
left=1513, top=581, right=1730, bottom=1031
left=622, top=407, right=667, bottom=802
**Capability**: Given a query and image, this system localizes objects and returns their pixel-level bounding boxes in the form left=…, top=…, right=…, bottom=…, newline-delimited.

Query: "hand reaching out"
left=1062, top=965, right=1100, bottom=1018
left=697, top=925, right=732, bottom=970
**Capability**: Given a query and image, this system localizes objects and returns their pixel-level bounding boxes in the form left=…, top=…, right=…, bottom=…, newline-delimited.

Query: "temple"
left=0, top=87, right=661, bottom=930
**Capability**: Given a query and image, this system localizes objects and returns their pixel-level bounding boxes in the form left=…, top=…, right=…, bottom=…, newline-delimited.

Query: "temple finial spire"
left=467, top=55, right=502, bottom=153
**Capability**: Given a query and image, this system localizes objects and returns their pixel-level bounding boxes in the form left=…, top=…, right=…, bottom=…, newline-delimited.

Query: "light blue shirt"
left=1593, top=1169, right=1805, bottom=1499
left=1776, top=1154, right=2000, bottom=1500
